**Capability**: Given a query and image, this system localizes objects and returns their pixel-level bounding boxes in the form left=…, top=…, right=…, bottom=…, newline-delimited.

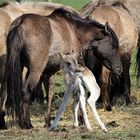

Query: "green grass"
left=0, top=0, right=90, bottom=10
left=51, top=0, right=90, bottom=10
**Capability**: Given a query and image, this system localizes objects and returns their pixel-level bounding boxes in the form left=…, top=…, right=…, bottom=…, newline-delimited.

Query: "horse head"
left=89, top=22, right=123, bottom=75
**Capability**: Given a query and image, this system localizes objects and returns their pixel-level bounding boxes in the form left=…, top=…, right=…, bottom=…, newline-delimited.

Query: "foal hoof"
left=49, top=126, right=57, bottom=131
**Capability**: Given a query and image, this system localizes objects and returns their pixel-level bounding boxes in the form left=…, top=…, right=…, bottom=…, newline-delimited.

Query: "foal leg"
left=82, top=75, right=108, bottom=132
left=73, top=95, right=80, bottom=128
left=49, top=88, right=72, bottom=131
left=87, top=95, right=107, bottom=132
left=78, top=81, right=92, bottom=131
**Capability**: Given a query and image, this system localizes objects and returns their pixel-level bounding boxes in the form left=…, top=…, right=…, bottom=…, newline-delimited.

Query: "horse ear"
left=105, top=22, right=110, bottom=33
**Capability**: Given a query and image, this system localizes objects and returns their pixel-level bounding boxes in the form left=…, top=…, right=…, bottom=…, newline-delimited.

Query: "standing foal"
left=49, top=52, right=107, bottom=132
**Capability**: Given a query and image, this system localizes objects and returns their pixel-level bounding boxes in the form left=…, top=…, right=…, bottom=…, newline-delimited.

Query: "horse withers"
left=1, top=8, right=122, bottom=129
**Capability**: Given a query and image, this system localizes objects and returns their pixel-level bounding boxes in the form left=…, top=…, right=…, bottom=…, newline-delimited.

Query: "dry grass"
left=0, top=90, right=140, bottom=140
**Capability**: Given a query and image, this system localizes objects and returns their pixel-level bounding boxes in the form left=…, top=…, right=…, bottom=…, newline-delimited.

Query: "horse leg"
left=73, top=95, right=80, bottom=128
left=0, top=67, right=7, bottom=129
left=44, top=75, right=54, bottom=127
left=20, top=68, right=45, bottom=129
left=78, top=81, right=92, bottom=131
left=122, top=55, right=132, bottom=104
left=30, top=79, right=44, bottom=104
left=100, top=66, right=111, bottom=111
left=49, top=87, right=72, bottom=131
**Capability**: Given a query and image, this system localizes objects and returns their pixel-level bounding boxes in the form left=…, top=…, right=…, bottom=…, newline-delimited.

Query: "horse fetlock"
left=104, top=101, right=112, bottom=111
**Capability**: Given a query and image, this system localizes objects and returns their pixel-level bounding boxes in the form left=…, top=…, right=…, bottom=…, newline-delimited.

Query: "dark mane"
left=0, top=2, right=9, bottom=8
left=50, top=8, right=119, bottom=49
left=112, top=1, right=130, bottom=13
left=50, top=8, right=105, bottom=28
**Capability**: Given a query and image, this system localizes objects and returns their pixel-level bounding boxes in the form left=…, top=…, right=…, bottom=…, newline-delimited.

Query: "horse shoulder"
left=48, top=18, right=80, bottom=56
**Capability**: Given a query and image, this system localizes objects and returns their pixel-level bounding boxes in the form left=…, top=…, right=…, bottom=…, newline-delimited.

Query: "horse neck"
left=76, top=21, right=99, bottom=47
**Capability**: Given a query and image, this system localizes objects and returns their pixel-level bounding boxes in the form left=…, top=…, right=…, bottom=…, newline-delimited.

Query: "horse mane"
left=51, top=8, right=119, bottom=48
left=51, top=8, right=105, bottom=28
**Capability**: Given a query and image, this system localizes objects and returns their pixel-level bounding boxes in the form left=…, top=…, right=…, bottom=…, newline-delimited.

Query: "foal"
left=49, top=52, right=107, bottom=132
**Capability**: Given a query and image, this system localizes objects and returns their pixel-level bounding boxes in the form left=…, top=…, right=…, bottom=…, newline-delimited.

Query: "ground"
left=0, top=89, right=140, bottom=140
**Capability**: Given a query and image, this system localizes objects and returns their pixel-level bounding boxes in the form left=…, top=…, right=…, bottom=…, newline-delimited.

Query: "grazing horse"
left=49, top=52, right=108, bottom=132
left=79, top=1, right=139, bottom=111
left=0, top=8, right=122, bottom=129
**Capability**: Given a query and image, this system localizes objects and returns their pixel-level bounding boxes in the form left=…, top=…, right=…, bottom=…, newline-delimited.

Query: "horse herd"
left=0, top=0, right=139, bottom=131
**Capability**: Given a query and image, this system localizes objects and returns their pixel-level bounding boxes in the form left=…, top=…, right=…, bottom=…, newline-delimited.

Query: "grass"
left=1, top=95, right=140, bottom=140
left=0, top=0, right=90, bottom=10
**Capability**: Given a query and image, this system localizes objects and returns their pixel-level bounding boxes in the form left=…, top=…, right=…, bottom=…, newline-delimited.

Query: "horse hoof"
left=105, top=105, right=112, bottom=111
left=0, top=124, right=7, bottom=130
left=19, top=122, right=33, bottom=129
left=0, top=112, right=7, bottom=130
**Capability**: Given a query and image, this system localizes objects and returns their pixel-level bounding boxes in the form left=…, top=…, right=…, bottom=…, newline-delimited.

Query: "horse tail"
left=136, top=44, right=140, bottom=81
left=6, top=25, right=23, bottom=116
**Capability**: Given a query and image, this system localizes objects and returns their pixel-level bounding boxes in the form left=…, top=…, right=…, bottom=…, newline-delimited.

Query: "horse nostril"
left=115, top=64, right=123, bottom=75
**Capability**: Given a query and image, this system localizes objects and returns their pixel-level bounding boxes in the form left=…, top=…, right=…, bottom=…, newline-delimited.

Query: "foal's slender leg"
left=84, top=78, right=108, bottom=132
left=73, top=96, right=79, bottom=128
left=78, top=80, right=92, bottom=131
left=49, top=88, right=72, bottom=131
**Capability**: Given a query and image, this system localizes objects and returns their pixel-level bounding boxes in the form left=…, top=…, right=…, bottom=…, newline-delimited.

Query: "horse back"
left=48, top=16, right=80, bottom=56
left=8, top=13, right=52, bottom=69
left=90, top=5, right=138, bottom=55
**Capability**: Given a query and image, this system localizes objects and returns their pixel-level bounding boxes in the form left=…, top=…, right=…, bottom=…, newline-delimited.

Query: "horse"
left=79, top=0, right=139, bottom=111
left=0, top=8, right=122, bottom=129
left=0, top=1, right=79, bottom=102
left=49, top=52, right=108, bottom=132
left=0, top=2, right=79, bottom=128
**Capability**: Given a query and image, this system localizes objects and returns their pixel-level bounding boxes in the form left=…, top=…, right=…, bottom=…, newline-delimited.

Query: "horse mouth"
left=103, top=60, right=123, bottom=76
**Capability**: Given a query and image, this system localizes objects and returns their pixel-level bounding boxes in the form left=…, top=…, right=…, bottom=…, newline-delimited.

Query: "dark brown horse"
left=0, top=8, right=122, bottom=129
left=80, top=1, right=139, bottom=111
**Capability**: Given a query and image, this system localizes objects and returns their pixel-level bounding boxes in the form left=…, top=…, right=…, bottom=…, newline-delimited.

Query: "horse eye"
left=67, top=62, right=71, bottom=66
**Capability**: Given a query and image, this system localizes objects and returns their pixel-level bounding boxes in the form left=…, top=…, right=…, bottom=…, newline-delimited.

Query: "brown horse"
left=0, top=8, right=122, bottom=129
left=0, top=2, right=79, bottom=127
left=79, top=0, right=139, bottom=111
